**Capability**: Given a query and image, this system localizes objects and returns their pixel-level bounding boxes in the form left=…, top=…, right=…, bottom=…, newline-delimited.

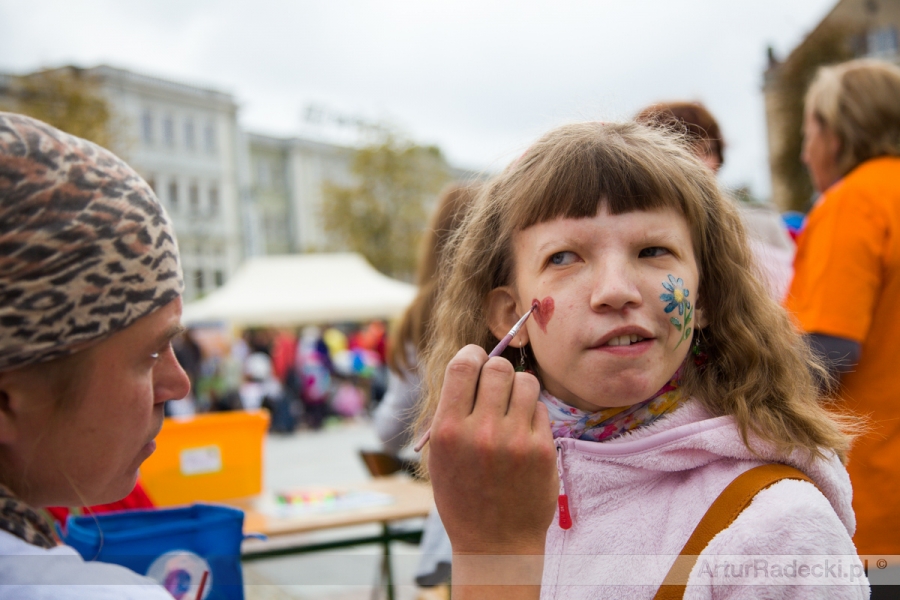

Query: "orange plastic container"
left=140, top=410, right=270, bottom=507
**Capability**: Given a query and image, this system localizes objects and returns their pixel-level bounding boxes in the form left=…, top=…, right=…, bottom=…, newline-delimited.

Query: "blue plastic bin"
left=63, top=503, right=247, bottom=600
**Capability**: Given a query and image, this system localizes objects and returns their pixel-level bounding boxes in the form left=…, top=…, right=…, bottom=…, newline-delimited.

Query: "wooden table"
left=224, top=475, right=434, bottom=599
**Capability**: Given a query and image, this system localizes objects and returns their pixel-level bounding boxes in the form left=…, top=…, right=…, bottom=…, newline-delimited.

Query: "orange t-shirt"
left=786, top=156, right=900, bottom=556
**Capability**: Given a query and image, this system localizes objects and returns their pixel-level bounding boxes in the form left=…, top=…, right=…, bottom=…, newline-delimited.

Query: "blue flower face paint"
left=660, top=274, right=693, bottom=350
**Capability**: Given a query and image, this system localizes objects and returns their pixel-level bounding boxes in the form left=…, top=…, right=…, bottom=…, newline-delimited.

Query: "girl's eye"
left=639, top=246, right=669, bottom=258
left=549, top=251, right=578, bottom=266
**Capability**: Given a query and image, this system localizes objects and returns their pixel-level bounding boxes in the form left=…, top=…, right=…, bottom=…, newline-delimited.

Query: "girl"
left=419, top=121, right=866, bottom=599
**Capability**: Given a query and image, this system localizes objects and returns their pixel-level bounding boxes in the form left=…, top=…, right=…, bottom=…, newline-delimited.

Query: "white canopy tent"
left=182, top=253, right=416, bottom=327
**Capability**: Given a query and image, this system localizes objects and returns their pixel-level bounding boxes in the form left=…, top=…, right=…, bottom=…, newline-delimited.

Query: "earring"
left=691, top=331, right=708, bottom=370
left=516, top=344, right=527, bottom=372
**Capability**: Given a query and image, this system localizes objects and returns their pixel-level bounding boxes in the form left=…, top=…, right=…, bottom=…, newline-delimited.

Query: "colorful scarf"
left=0, top=483, right=57, bottom=549
left=539, top=371, right=685, bottom=442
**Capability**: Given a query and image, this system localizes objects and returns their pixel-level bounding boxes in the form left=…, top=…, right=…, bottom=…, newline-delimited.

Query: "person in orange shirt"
left=786, top=59, right=900, bottom=591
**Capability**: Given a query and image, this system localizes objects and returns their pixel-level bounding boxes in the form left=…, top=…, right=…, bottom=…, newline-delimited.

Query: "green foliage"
left=321, top=132, right=451, bottom=280
left=1, top=67, right=117, bottom=152
left=769, top=22, right=856, bottom=212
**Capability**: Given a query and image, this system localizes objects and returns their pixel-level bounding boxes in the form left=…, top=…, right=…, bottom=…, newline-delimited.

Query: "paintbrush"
left=413, top=303, right=537, bottom=453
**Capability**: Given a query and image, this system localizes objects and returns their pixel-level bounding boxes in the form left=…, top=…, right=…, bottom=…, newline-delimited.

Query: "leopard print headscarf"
left=0, top=112, right=183, bottom=371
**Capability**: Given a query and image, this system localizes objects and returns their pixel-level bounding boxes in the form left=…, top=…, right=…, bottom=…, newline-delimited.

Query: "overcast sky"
left=0, top=0, right=836, bottom=199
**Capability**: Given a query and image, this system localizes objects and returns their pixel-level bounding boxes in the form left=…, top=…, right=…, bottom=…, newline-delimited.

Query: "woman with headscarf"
left=0, top=112, right=190, bottom=598
left=0, top=111, right=535, bottom=599
left=785, top=59, right=900, bottom=595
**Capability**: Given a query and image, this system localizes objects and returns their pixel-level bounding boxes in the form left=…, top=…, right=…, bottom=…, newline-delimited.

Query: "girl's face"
left=496, top=205, right=703, bottom=412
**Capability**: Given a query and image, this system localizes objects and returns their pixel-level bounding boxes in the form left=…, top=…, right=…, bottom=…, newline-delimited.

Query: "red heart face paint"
left=531, top=296, right=554, bottom=332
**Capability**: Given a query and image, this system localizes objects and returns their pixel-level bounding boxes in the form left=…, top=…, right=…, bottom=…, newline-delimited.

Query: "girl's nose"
left=589, top=261, right=642, bottom=312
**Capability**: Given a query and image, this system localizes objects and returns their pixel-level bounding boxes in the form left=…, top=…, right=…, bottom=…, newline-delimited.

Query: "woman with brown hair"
left=372, top=183, right=478, bottom=591
left=787, top=58, right=900, bottom=592
left=373, top=183, right=479, bottom=453
left=635, top=101, right=726, bottom=172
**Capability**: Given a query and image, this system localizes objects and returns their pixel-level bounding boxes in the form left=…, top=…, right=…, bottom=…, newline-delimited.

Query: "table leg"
left=382, top=523, right=395, bottom=600
left=241, top=522, right=424, bottom=597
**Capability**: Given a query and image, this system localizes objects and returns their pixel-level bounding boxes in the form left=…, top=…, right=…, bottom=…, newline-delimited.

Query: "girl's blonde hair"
left=806, top=58, right=900, bottom=177
left=418, top=121, right=855, bottom=465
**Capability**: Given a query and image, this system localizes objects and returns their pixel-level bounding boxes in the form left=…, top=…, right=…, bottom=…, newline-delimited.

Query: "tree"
left=0, top=67, right=119, bottom=153
left=321, top=132, right=451, bottom=280
left=768, top=23, right=856, bottom=212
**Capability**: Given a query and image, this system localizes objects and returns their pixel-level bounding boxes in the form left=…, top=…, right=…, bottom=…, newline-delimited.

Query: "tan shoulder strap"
left=652, top=463, right=815, bottom=600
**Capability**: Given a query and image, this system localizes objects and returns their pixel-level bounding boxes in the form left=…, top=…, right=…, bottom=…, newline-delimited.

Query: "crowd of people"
left=168, top=321, right=390, bottom=432
left=1, top=56, right=899, bottom=600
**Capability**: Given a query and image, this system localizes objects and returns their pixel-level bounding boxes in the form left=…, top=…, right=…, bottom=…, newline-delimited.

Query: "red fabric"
left=270, top=332, right=297, bottom=383
left=355, top=321, right=387, bottom=362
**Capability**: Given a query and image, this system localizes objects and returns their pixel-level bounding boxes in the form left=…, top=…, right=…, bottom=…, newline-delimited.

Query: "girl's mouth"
left=604, top=334, right=645, bottom=347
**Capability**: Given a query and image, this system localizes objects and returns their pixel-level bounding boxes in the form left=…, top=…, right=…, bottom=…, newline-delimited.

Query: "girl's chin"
left=568, top=386, right=664, bottom=411
left=573, top=399, right=646, bottom=411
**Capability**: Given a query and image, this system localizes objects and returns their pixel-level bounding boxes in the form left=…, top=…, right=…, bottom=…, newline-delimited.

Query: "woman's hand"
left=428, top=344, right=558, bottom=596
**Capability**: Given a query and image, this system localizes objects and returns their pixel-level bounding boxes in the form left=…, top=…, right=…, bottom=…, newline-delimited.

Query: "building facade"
left=763, top=0, right=900, bottom=210
left=2, top=64, right=480, bottom=294
left=88, top=66, right=246, bottom=301
left=247, top=133, right=355, bottom=254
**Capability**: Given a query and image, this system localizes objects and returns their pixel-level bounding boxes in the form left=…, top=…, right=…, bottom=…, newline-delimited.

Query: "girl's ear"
left=695, top=305, right=709, bottom=330
left=486, top=286, right=531, bottom=347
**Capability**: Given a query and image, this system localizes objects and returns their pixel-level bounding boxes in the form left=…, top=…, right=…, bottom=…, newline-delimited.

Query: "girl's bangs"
left=506, top=131, right=692, bottom=232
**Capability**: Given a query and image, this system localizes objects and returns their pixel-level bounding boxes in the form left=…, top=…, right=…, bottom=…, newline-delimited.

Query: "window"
left=214, top=270, right=224, bottom=288
left=204, top=121, right=216, bottom=154
left=184, top=118, right=195, bottom=151
left=163, top=115, right=175, bottom=148
left=189, top=183, right=200, bottom=215
left=141, top=109, right=154, bottom=145
left=145, top=175, right=157, bottom=193
left=195, top=269, right=204, bottom=294
left=208, top=185, right=219, bottom=215
left=256, top=158, right=270, bottom=188
left=168, top=181, right=179, bottom=210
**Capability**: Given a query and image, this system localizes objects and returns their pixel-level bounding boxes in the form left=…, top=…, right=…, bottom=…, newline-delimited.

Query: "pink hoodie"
left=541, top=400, right=868, bottom=599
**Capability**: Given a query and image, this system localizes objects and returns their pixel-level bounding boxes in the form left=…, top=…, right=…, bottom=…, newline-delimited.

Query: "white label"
left=179, top=445, right=222, bottom=476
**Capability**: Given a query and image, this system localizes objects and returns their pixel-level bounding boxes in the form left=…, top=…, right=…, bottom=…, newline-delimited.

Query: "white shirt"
left=0, top=530, right=170, bottom=599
